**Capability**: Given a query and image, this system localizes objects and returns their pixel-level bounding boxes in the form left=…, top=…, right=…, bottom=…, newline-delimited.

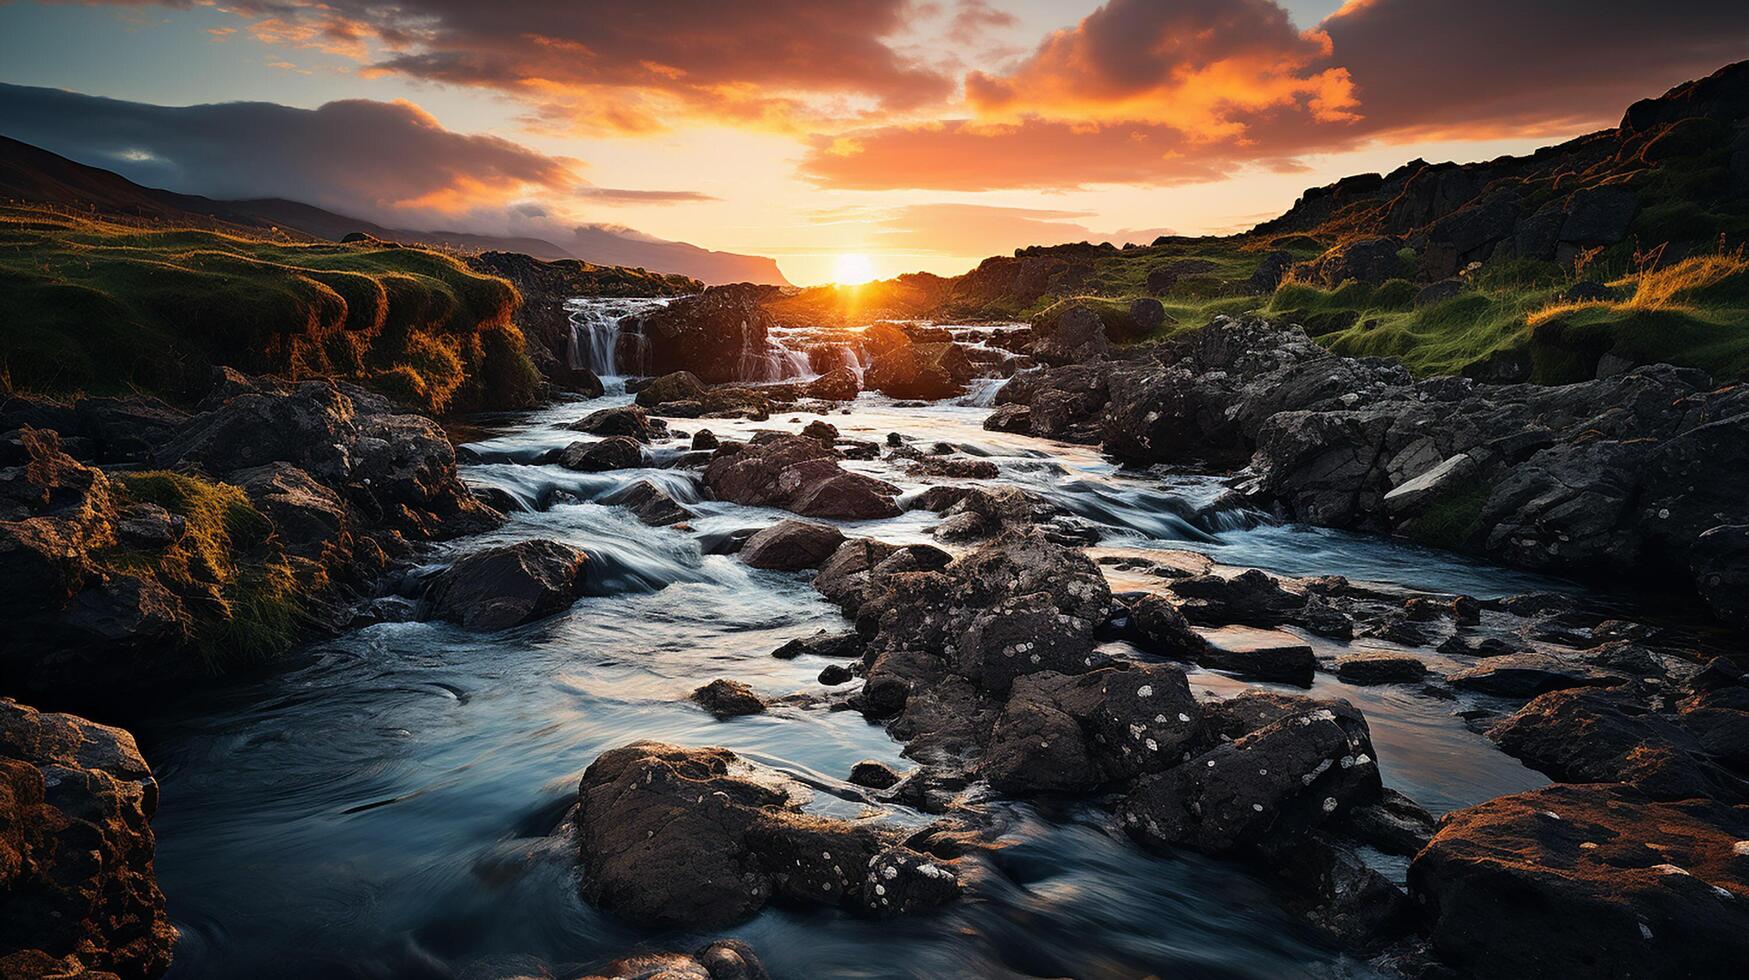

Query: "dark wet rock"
left=1197, top=626, right=1316, bottom=686
left=1029, top=304, right=1110, bottom=365
left=801, top=420, right=839, bottom=443
left=617, top=284, right=782, bottom=383
left=692, top=429, right=720, bottom=451
left=1338, top=787, right=1437, bottom=856
left=1259, top=832, right=1413, bottom=950
left=572, top=742, right=959, bottom=928
left=582, top=939, right=770, bottom=980
left=1691, top=524, right=1749, bottom=627
left=771, top=629, right=863, bottom=661
left=1299, top=595, right=1355, bottom=639
left=1125, top=593, right=1208, bottom=660
left=1335, top=652, right=1429, bottom=685
left=570, top=405, right=666, bottom=442
left=1446, top=653, right=1626, bottom=698
left=1171, top=569, right=1304, bottom=625
left=0, top=699, right=177, bottom=979
left=690, top=680, right=767, bottom=719
left=635, top=371, right=709, bottom=409
left=1488, top=687, right=1747, bottom=802
left=982, top=403, right=1033, bottom=434
left=847, top=761, right=902, bottom=790
left=1408, top=784, right=1749, bottom=980
left=811, top=539, right=950, bottom=614
left=1436, top=633, right=1526, bottom=658
left=982, top=681, right=1100, bottom=795
left=805, top=367, right=861, bottom=402
left=705, top=436, right=901, bottom=519
left=1121, top=697, right=1381, bottom=854
left=424, top=540, right=589, bottom=631
left=603, top=479, right=693, bottom=526
left=914, top=485, right=1073, bottom=544
left=559, top=436, right=646, bottom=472
left=739, top=520, right=847, bottom=571
left=817, top=664, right=854, bottom=686
left=865, top=342, right=971, bottom=400
left=906, top=455, right=999, bottom=480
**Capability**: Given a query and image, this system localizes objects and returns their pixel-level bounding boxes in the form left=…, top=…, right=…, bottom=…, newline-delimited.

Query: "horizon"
left=1, top=1, right=1742, bottom=284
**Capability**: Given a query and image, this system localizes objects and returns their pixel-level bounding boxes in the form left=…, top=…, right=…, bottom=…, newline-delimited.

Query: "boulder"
left=690, top=680, right=767, bottom=719
left=1409, top=785, right=1749, bottom=980
left=1488, top=687, right=1746, bottom=802
left=1334, top=653, right=1428, bottom=685
left=739, top=520, right=847, bottom=571
left=704, top=436, right=901, bottom=519
left=558, top=436, right=646, bottom=472
left=1121, top=697, right=1381, bottom=854
left=617, top=284, right=782, bottom=383
left=0, top=699, right=177, bottom=978
left=569, top=405, right=665, bottom=442
left=805, top=367, right=861, bottom=402
left=1171, top=570, right=1305, bottom=625
left=1246, top=250, right=1294, bottom=293
left=848, top=761, right=902, bottom=790
left=602, top=479, right=693, bottom=526
left=1125, top=593, right=1209, bottom=660
left=572, top=742, right=958, bottom=927
left=424, top=540, right=589, bottom=631
left=865, top=343, right=971, bottom=400
left=1446, top=653, right=1626, bottom=698
left=1030, top=305, right=1110, bottom=365
left=634, top=371, right=709, bottom=408
left=1128, top=298, right=1166, bottom=335
left=1560, top=186, right=1639, bottom=247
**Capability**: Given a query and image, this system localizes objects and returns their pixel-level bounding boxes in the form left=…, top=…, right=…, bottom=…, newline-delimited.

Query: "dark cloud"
left=805, top=0, right=1748, bottom=190
left=92, top=0, right=955, bottom=131
left=0, top=83, right=578, bottom=223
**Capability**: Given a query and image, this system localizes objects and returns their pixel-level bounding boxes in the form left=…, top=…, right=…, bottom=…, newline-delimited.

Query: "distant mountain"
left=0, top=135, right=789, bottom=285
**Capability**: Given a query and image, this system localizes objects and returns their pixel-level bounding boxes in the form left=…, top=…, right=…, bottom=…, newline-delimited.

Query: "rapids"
left=140, top=300, right=1574, bottom=979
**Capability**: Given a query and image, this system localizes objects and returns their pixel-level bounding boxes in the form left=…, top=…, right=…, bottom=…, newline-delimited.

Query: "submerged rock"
left=581, top=940, right=770, bottom=980
left=424, top=540, right=589, bottom=631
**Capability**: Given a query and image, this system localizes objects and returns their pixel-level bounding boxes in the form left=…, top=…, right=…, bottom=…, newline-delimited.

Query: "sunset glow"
left=832, top=253, right=877, bottom=286
left=0, top=0, right=1741, bottom=286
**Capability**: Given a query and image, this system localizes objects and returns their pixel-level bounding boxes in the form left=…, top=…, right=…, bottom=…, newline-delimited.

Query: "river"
left=138, top=300, right=1562, bottom=979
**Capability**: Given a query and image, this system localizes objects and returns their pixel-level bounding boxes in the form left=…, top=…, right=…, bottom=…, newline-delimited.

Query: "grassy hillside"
left=0, top=204, right=539, bottom=413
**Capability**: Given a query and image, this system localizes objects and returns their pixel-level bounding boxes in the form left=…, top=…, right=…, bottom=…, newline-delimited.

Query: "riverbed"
left=137, top=304, right=1570, bottom=979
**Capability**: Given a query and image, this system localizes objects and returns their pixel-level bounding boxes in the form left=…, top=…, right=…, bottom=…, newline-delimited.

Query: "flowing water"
left=141, top=300, right=1573, bottom=979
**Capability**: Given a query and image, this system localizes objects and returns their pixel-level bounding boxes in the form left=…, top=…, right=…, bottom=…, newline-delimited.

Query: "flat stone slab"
left=1196, top=626, right=1315, bottom=686
left=1335, top=652, right=1429, bottom=685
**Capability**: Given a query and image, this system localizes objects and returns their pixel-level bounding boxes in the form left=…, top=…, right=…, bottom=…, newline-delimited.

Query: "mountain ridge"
left=0, top=134, right=790, bottom=285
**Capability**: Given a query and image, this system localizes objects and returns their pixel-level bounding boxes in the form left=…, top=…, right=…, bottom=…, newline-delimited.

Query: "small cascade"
left=961, top=377, right=1005, bottom=407
left=737, top=336, right=814, bottom=382
left=563, top=296, right=672, bottom=378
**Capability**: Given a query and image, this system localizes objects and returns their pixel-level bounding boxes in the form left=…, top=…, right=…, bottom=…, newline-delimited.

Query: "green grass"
left=0, top=205, right=538, bottom=413
left=105, top=471, right=302, bottom=669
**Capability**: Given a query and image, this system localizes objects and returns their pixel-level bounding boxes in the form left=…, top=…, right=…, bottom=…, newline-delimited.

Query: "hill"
left=785, top=60, right=1749, bottom=385
left=0, top=134, right=788, bottom=285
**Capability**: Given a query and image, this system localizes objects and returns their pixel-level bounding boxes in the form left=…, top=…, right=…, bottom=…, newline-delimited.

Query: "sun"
left=833, top=253, right=877, bottom=286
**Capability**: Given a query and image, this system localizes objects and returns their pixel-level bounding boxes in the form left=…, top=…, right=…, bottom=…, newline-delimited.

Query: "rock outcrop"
left=704, top=436, right=901, bottom=519
left=0, top=699, right=177, bottom=978
left=423, top=540, right=590, bottom=631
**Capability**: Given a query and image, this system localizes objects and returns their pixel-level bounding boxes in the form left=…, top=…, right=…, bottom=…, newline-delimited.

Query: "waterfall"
left=563, top=296, right=673, bottom=378
left=961, top=377, right=1005, bottom=407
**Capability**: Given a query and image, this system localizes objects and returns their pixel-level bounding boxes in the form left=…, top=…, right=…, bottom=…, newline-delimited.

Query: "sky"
left=0, top=1, right=1743, bottom=285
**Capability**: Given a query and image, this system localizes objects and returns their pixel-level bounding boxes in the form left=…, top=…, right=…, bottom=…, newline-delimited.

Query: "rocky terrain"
left=3, top=57, right=1749, bottom=980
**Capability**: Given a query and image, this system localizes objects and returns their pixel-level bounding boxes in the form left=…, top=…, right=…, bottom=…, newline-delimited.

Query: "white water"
left=563, top=296, right=673, bottom=378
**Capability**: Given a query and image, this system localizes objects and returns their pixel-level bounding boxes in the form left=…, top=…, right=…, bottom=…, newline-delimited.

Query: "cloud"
left=814, top=202, right=1170, bottom=257
left=803, top=0, right=1748, bottom=190
left=0, top=83, right=578, bottom=224
left=576, top=186, right=720, bottom=205
left=92, top=0, right=956, bottom=133
left=946, top=0, right=1019, bottom=45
